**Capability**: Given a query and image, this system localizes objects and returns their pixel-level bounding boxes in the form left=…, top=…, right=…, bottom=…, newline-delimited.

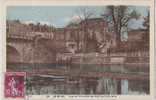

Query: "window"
left=69, top=44, right=75, bottom=49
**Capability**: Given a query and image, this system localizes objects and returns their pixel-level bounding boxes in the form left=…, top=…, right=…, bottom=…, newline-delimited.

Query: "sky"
left=7, top=6, right=149, bottom=29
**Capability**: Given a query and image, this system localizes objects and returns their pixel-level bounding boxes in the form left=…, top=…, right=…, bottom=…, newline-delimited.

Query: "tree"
left=75, top=7, right=95, bottom=22
left=142, top=11, right=150, bottom=42
left=143, top=11, right=149, bottom=30
left=101, top=6, right=140, bottom=46
left=36, top=22, right=41, bottom=32
left=74, top=7, right=96, bottom=52
left=28, top=23, right=35, bottom=31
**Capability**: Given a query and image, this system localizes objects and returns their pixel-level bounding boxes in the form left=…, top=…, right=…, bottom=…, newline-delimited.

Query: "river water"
left=14, top=63, right=149, bottom=95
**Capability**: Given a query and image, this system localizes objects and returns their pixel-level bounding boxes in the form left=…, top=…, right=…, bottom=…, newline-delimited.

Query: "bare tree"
left=74, top=7, right=96, bottom=52
left=101, top=6, right=140, bottom=46
left=75, top=7, right=95, bottom=22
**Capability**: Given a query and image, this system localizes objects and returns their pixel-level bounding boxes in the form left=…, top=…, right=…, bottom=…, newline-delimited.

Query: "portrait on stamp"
left=4, top=72, right=25, bottom=98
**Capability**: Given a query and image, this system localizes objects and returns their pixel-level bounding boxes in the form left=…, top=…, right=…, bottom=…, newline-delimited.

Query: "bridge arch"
left=7, top=45, right=21, bottom=63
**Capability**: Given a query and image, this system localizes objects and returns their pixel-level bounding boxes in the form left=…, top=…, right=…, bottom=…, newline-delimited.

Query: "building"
left=61, top=18, right=117, bottom=53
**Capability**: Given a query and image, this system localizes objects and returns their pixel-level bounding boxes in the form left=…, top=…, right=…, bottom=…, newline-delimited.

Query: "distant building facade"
left=54, top=18, right=116, bottom=53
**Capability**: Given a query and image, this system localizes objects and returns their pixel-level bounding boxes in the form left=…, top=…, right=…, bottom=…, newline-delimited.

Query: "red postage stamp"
left=4, top=72, right=25, bottom=98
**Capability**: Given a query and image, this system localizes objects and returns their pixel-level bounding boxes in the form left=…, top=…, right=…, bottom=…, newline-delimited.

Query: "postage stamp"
left=4, top=72, right=25, bottom=98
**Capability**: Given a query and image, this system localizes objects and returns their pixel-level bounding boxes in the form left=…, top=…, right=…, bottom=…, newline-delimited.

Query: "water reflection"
left=8, top=63, right=149, bottom=75
left=25, top=67, right=149, bottom=95
left=26, top=74, right=149, bottom=95
left=7, top=63, right=149, bottom=95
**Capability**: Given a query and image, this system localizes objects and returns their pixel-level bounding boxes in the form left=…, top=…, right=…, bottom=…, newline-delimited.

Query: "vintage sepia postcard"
left=1, top=0, right=155, bottom=100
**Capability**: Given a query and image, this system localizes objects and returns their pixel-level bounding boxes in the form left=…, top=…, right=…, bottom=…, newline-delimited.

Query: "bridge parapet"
left=7, top=33, right=34, bottom=40
left=7, top=32, right=54, bottom=40
left=32, top=32, right=53, bottom=39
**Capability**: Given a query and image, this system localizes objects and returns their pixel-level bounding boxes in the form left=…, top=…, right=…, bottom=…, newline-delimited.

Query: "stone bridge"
left=7, top=32, right=56, bottom=64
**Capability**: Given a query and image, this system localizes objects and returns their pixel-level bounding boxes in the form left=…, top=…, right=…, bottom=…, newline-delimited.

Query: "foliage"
left=143, top=12, right=149, bottom=30
left=101, top=6, right=140, bottom=45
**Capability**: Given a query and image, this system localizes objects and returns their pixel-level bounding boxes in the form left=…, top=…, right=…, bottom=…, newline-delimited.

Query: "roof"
left=79, top=18, right=107, bottom=25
